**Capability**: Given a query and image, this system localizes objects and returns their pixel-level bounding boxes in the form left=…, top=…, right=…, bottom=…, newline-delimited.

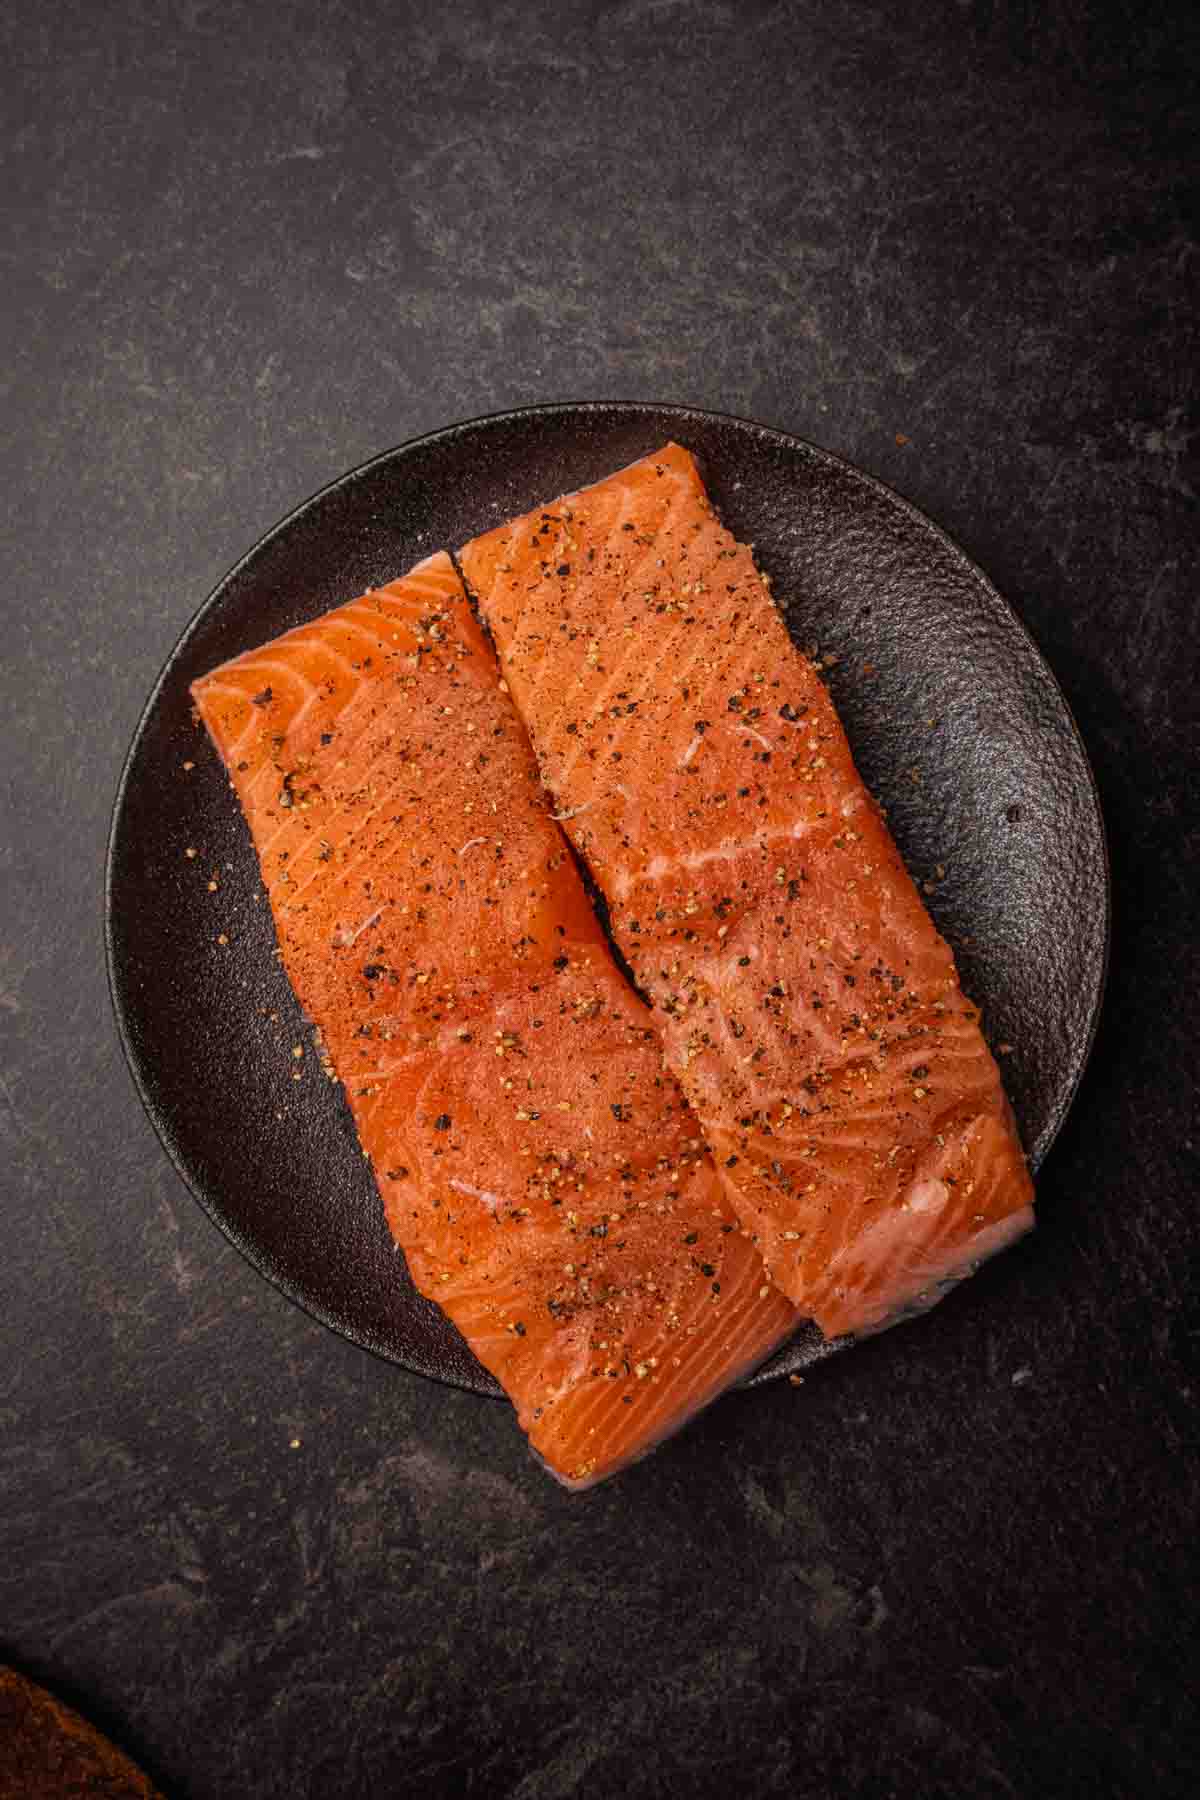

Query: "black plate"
left=106, top=403, right=1109, bottom=1395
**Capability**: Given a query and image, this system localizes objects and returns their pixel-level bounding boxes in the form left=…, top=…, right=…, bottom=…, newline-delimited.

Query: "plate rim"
left=104, top=399, right=1111, bottom=1395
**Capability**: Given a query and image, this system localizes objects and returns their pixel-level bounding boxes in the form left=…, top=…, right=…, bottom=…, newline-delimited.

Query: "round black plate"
left=106, top=403, right=1109, bottom=1395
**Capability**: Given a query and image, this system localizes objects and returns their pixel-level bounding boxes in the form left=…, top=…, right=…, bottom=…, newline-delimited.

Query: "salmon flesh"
left=458, top=445, right=1035, bottom=1340
left=191, top=551, right=799, bottom=1486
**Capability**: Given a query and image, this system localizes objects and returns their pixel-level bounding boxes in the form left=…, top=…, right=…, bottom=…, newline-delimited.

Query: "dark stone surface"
left=2, top=2, right=1196, bottom=1796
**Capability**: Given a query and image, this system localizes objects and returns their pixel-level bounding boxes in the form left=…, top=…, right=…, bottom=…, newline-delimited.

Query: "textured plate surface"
left=106, top=403, right=1109, bottom=1395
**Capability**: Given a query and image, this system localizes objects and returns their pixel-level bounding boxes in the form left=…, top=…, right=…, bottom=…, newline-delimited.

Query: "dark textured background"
left=3, top=2, right=1197, bottom=1796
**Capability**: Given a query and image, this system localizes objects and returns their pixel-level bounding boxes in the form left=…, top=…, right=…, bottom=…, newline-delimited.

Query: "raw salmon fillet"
left=459, top=445, right=1035, bottom=1339
left=190, top=551, right=797, bottom=1486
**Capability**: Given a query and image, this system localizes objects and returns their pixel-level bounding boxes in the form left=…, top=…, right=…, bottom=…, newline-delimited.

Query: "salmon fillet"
left=190, top=551, right=798, bottom=1486
left=458, top=446, right=1036, bottom=1339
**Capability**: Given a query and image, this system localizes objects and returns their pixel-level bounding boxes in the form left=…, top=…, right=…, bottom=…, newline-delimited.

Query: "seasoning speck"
left=434, top=1113, right=451, bottom=1132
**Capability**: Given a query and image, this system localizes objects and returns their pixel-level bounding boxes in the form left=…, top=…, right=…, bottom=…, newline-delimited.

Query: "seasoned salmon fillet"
left=190, top=551, right=797, bottom=1485
left=459, top=446, right=1035, bottom=1339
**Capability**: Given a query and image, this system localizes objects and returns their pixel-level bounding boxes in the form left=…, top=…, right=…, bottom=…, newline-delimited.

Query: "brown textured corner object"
left=0, top=1670, right=161, bottom=1800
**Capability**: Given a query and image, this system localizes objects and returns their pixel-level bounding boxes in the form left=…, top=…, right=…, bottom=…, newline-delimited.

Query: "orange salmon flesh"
left=458, top=444, right=1034, bottom=1340
left=191, top=551, right=799, bottom=1487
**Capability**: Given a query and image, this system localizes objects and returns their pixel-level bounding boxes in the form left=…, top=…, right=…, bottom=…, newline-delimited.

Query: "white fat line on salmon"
left=552, top=605, right=716, bottom=792
left=448, top=1178, right=506, bottom=1212
left=723, top=720, right=775, bottom=752
left=230, top=629, right=364, bottom=720
left=334, top=905, right=384, bottom=948
left=341, top=1041, right=455, bottom=1078
left=551, top=801, right=593, bottom=822
left=620, top=818, right=830, bottom=893
left=457, top=836, right=491, bottom=855
left=242, top=603, right=429, bottom=798
left=276, top=765, right=425, bottom=910
left=203, top=659, right=326, bottom=765
left=253, top=702, right=402, bottom=867
left=549, top=601, right=771, bottom=799
left=679, top=734, right=703, bottom=767
left=315, top=603, right=413, bottom=658
left=247, top=659, right=386, bottom=816
left=541, top=522, right=708, bottom=787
